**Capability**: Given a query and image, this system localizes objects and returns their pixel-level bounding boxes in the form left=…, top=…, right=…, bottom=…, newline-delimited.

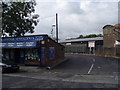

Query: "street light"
left=52, top=25, right=55, bottom=27
left=51, top=24, right=55, bottom=39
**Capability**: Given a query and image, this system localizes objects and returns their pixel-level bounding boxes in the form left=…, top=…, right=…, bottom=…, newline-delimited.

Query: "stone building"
left=103, top=24, right=120, bottom=56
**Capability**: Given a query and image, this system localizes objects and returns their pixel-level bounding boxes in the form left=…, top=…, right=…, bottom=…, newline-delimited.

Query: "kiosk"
left=2, top=35, right=64, bottom=66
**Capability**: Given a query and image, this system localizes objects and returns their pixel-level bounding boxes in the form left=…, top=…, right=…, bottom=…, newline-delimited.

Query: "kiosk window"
left=25, top=48, right=39, bottom=60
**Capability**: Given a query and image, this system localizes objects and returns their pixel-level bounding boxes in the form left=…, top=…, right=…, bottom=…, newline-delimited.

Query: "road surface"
left=53, top=54, right=119, bottom=75
left=2, top=54, right=120, bottom=88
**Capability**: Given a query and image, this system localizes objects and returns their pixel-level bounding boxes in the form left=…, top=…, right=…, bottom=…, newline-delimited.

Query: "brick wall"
left=103, top=34, right=118, bottom=48
left=116, top=45, right=120, bottom=57
left=40, top=38, right=64, bottom=67
left=103, top=25, right=120, bottom=57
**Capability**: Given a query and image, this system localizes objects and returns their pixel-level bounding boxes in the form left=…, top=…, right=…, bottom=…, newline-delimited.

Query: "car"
left=0, top=58, right=20, bottom=73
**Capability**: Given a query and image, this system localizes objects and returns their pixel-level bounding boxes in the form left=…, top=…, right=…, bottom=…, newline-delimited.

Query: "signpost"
left=88, top=41, right=95, bottom=54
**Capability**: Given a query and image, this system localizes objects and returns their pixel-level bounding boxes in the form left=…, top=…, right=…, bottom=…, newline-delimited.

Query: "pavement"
left=19, top=65, right=45, bottom=73
left=19, top=58, right=69, bottom=72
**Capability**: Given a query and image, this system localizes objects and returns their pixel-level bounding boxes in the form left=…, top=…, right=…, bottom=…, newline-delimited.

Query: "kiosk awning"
left=2, top=35, right=45, bottom=48
left=2, top=41, right=39, bottom=48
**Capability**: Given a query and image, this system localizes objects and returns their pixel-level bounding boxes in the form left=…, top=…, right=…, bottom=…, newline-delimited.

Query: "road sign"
left=88, top=41, right=95, bottom=47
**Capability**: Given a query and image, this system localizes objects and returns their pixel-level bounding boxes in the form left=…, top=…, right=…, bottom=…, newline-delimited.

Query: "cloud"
left=28, top=1, right=118, bottom=40
left=55, top=2, right=84, bottom=14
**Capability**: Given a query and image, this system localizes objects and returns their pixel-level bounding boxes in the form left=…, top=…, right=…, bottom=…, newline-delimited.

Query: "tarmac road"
left=2, top=54, right=120, bottom=88
left=2, top=75, right=118, bottom=88
left=53, top=54, right=119, bottom=75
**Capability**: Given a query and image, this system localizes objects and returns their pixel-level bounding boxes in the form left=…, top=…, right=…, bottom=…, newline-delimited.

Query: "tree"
left=84, top=34, right=97, bottom=38
left=76, top=35, right=84, bottom=39
left=66, top=34, right=103, bottom=40
left=97, top=34, right=103, bottom=37
left=2, top=1, right=39, bottom=37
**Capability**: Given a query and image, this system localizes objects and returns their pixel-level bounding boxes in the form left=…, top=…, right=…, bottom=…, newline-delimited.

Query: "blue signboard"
left=41, top=47, right=46, bottom=60
left=49, top=47, right=55, bottom=59
left=2, top=41, right=37, bottom=48
left=2, top=36, right=43, bottom=42
left=2, top=36, right=46, bottom=48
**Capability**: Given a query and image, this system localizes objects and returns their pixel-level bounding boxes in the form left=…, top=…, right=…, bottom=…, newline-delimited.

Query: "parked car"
left=0, top=58, right=20, bottom=73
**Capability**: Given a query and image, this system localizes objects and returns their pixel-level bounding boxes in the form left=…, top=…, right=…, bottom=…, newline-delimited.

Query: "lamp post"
left=56, top=13, right=58, bottom=42
left=51, top=25, right=55, bottom=39
left=51, top=13, right=59, bottom=42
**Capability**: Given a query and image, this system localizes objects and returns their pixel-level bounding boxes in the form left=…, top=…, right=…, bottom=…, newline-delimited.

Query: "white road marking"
left=87, top=58, right=95, bottom=74
left=88, top=64, right=94, bottom=74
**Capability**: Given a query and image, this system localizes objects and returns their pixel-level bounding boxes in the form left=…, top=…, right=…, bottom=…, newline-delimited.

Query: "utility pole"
left=56, top=13, right=58, bottom=42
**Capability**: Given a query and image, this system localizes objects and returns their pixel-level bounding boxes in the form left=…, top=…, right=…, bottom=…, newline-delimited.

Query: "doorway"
left=14, top=49, right=20, bottom=63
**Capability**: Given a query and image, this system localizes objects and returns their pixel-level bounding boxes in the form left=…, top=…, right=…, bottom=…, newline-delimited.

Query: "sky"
left=28, top=0, right=118, bottom=40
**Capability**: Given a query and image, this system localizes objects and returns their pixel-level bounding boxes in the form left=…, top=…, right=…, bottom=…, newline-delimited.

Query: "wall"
left=103, top=34, right=118, bottom=48
left=116, top=45, right=120, bottom=57
left=64, top=40, right=103, bottom=54
left=103, top=25, right=120, bottom=57
left=40, top=38, right=65, bottom=67
left=65, top=44, right=88, bottom=53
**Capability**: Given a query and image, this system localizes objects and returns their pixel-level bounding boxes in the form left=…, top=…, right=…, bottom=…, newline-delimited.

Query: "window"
left=25, top=48, right=39, bottom=61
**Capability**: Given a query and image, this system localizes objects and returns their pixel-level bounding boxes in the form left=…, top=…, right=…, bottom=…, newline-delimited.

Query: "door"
left=14, top=49, right=20, bottom=63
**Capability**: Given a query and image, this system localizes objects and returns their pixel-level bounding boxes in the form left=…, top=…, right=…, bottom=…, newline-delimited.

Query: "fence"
left=65, top=45, right=89, bottom=54
left=65, top=45, right=120, bottom=57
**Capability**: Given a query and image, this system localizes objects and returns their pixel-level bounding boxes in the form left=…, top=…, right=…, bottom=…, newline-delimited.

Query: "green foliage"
left=76, top=35, right=84, bottom=39
left=84, top=34, right=97, bottom=38
left=66, top=34, right=103, bottom=40
left=2, top=1, right=39, bottom=37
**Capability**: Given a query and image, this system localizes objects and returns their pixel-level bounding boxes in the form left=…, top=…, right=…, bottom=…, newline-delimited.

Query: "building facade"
left=103, top=24, right=120, bottom=57
left=60, top=37, right=103, bottom=54
left=2, top=35, right=64, bottom=67
left=60, top=24, right=120, bottom=57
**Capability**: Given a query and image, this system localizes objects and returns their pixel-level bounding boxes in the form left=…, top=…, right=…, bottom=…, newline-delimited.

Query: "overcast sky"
left=28, top=0, right=118, bottom=40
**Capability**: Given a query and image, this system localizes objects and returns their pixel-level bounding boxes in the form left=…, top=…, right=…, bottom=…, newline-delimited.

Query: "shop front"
left=2, top=35, right=65, bottom=67
left=2, top=35, right=47, bottom=65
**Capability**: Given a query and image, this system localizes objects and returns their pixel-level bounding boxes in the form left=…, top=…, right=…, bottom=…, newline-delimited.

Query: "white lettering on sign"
left=88, top=41, right=95, bottom=47
left=26, top=42, right=35, bottom=46
left=16, top=42, right=24, bottom=46
left=3, top=36, right=43, bottom=42
left=2, top=43, right=7, bottom=47
left=8, top=43, right=15, bottom=47
left=2, top=41, right=37, bottom=48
